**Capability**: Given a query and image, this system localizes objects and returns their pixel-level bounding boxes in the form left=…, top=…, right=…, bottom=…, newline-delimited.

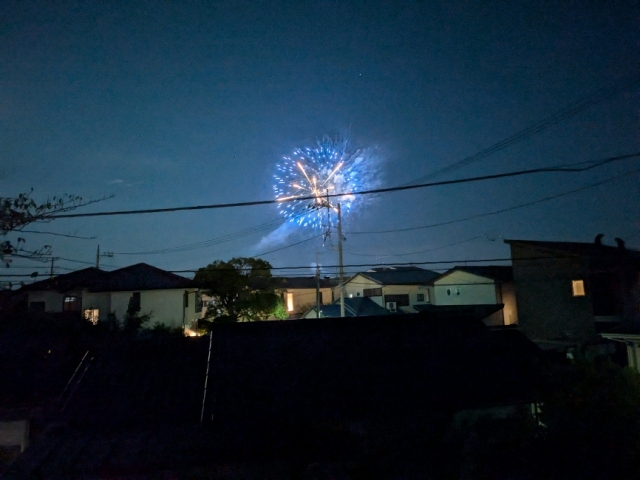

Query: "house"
left=3, top=314, right=541, bottom=477
left=432, top=265, right=517, bottom=326
left=505, top=236, right=640, bottom=348
left=343, top=266, right=440, bottom=312
left=302, top=296, right=389, bottom=318
left=21, top=263, right=201, bottom=330
left=273, top=276, right=337, bottom=317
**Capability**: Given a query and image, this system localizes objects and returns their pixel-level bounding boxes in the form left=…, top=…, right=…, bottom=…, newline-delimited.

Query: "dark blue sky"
left=1, top=0, right=638, bottom=279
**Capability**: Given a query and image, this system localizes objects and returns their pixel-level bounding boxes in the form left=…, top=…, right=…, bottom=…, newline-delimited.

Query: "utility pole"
left=315, top=251, right=321, bottom=318
left=337, top=203, right=345, bottom=318
left=95, top=245, right=114, bottom=269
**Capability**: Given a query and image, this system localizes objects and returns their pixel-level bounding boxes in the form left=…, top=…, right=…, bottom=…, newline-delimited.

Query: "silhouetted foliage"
left=194, top=257, right=281, bottom=322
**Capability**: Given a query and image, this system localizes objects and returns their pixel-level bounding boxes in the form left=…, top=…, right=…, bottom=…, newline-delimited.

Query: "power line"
left=43, top=153, right=639, bottom=220
left=348, top=168, right=639, bottom=235
left=403, top=74, right=640, bottom=185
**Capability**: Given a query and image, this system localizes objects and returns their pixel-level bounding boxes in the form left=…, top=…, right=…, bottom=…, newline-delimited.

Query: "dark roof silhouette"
left=4, top=314, right=541, bottom=476
left=355, top=266, right=440, bottom=285
left=273, top=276, right=337, bottom=289
left=89, top=263, right=193, bottom=292
left=309, top=297, right=389, bottom=317
left=505, top=239, right=640, bottom=260
left=20, top=263, right=193, bottom=293
left=20, top=267, right=108, bottom=292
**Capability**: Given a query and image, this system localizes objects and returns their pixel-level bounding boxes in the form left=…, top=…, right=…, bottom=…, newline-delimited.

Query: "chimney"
left=614, top=238, right=626, bottom=250
left=594, top=233, right=604, bottom=246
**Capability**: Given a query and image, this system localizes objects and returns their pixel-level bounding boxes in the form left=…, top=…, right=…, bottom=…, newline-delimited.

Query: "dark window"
left=129, top=292, right=141, bottom=311
left=455, top=288, right=461, bottom=296
left=363, top=288, right=383, bottom=297
left=183, top=291, right=189, bottom=308
left=417, top=293, right=425, bottom=302
left=384, top=294, right=410, bottom=307
left=63, top=296, right=79, bottom=312
left=30, top=301, right=45, bottom=312
left=446, top=288, right=451, bottom=296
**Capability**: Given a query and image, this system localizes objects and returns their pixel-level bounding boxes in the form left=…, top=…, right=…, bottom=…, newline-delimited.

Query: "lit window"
left=83, top=309, right=99, bottom=325
left=286, top=293, right=294, bottom=312
left=572, top=280, right=585, bottom=297
left=63, top=296, right=79, bottom=311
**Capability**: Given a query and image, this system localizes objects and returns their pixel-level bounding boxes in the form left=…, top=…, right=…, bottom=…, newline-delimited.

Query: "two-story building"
left=273, top=276, right=337, bottom=318
left=343, top=266, right=440, bottom=312
left=432, top=266, right=517, bottom=326
left=21, top=263, right=201, bottom=330
left=505, top=236, right=640, bottom=348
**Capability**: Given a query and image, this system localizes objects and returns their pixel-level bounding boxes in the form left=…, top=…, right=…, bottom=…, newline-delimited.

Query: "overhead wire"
left=402, top=74, right=640, bottom=186
left=42, top=153, right=639, bottom=220
left=347, top=168, right=639, bottom=235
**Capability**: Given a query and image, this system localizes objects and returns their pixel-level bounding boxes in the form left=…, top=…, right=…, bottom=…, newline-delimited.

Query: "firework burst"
left=273, top=136, right=378, bottom=229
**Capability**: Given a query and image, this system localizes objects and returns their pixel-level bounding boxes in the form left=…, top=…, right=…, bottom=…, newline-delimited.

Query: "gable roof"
left=438, top=265, right=513, bottom=282
left=354, top=266, right=440, bottom=286
left=90, top=263, right=194, bottom=292
left=20, top=267, right=108, bottom=292
left=273, top=276, right=337, bottom=290
left=20, top=264, right=193, bottom=293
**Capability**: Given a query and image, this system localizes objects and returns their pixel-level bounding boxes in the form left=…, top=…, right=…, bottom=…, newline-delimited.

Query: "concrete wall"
left=510, top=244, right=595, bottom=343
left=343, top=274, right=433, bottom=309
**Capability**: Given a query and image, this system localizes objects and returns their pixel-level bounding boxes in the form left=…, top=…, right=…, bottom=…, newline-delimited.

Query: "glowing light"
left=273, top=136, right=379, bottom=229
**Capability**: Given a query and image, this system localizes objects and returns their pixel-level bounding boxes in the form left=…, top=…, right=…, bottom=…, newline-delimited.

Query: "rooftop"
left=356, top=266, right=441, bottom=286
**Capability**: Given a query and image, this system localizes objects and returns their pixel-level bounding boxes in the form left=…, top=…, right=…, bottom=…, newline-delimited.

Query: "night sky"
left=1, top=0, right=638, bottom=281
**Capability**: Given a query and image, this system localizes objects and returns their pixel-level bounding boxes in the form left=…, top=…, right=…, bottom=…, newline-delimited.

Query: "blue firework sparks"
left=273, top=136, right=376, bottom=229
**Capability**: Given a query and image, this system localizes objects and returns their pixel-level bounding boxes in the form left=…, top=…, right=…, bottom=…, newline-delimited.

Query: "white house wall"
left=344, top=274, right=433, bottom=309
left=108, top=289, right=198, bottom=329
left=434, top=271, right=497, bottom=306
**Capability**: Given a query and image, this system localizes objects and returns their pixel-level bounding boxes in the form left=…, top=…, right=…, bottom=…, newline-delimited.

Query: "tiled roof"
left=355, top=266, right=441, bottom=286
left=19, top=267, right=108, bottom=292
left=89, top=263, right=193, bottom=292
left=20, top=264, right=193, bottom=293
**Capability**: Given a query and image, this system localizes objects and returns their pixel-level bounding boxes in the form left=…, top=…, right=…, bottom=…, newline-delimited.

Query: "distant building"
left=433, top=266, right=517, bottom=326
left=505, top=237, right=640, bottom=348
left=343, top=266, right=440, bottom=313
left=21, top=263, right=200, bottom=330
left=302, top=296, right=389, bottom=318
left=273, top=276, right=337, bottom=318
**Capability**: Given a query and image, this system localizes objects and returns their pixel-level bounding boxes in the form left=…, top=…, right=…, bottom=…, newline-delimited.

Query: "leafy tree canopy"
left=194, top=257, right=281, bottom=322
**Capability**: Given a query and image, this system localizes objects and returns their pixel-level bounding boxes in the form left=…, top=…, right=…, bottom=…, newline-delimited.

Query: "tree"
left=194, top=257, right=281, bottom=322
left=1, top=190, right=108, bottom=268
